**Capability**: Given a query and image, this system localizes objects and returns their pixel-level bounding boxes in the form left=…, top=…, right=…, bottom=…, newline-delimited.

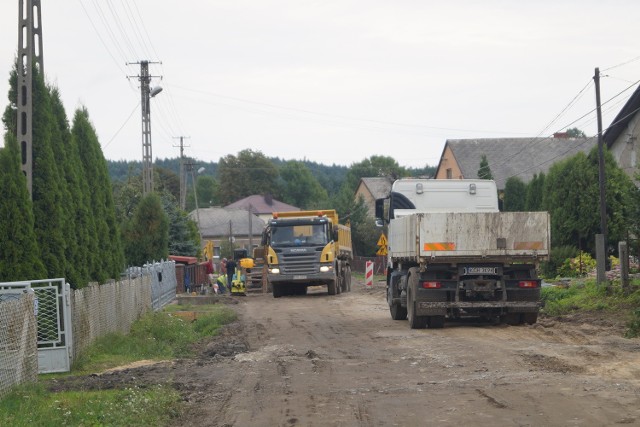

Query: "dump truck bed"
left=388, top=211, right=550, bottom=263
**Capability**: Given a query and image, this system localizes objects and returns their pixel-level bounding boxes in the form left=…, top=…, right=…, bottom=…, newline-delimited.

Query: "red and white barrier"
left=365, top=261, right=373, bottom=287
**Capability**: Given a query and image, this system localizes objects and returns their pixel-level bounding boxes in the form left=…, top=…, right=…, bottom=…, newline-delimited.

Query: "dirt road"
left=54, top=278, right=640, bottom=426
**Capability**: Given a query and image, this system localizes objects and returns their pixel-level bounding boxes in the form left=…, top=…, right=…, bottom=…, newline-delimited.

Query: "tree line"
left=1, top=65, right=123, bottom=287
left=109, top=152, right=436, bottom=262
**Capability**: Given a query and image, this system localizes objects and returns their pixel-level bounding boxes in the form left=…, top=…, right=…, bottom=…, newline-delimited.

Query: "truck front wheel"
left=273, top=283, right=283, bottom=298
left=327, top=280, right=337, bottom=295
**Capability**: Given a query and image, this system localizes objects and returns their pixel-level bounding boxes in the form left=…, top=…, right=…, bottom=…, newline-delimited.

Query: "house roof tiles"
left=440, top=137, right=597, bottom=189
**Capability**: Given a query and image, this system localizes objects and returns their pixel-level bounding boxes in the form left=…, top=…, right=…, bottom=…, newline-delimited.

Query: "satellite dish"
left=150, top=86, right=163, bottom=97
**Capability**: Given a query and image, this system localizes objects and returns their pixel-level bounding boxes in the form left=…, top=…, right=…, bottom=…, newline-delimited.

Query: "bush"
left=540, top=245, right=579, bottom=278
left=558, top=251, right=596, bottom=277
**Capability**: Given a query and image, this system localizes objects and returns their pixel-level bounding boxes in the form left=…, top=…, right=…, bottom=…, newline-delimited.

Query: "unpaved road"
left=51, top=279, right=640, bottom=426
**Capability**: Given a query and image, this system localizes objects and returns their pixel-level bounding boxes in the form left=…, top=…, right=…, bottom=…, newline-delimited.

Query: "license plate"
left=293, top=275, right=307, bottom=280
left=463, top=267, right=497, bottom=275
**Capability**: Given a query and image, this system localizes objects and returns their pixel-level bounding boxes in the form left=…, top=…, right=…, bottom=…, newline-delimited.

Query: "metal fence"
left=0, top=259, right=177, bottom=398
left=0, top=294, right=38, bottom=399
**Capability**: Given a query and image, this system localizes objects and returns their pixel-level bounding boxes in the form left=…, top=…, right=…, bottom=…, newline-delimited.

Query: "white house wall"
left=609, top=113, right=640, bottom=183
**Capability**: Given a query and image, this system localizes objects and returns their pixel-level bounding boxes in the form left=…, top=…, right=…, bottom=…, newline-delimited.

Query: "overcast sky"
left=1, top=1, right=640, bottom=169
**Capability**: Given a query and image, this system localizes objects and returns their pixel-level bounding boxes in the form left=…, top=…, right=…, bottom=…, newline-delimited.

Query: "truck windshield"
left=271, top=224, right=327, bottom=247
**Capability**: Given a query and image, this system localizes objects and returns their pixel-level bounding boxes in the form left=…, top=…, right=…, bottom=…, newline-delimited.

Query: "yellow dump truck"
left=262, top=210, right=353, bottom=298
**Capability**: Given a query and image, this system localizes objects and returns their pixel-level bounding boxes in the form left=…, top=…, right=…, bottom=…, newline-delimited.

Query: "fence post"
left=619, top=241, right=630, bottom=294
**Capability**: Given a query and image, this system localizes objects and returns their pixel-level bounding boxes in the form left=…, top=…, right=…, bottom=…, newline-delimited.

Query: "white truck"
left=375, top=179, right=550, bottom=329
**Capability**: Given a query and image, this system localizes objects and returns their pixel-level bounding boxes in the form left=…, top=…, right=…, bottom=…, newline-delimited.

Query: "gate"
left=0, top=279, right=72, bottom=373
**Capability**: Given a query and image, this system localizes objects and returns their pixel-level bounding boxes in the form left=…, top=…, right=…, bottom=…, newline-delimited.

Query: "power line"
left=165, top=83, right=531, bottom=136
left=602, top=54, right=640, bottom=72
left=103, top=102, right=140, bottom=149
left=478, top=78, right=640, bottom=176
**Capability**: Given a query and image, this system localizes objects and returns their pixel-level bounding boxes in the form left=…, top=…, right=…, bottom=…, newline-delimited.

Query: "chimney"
left=264, top=193, right=273, bottom=205
left=553, top=132, right=570, bottom=139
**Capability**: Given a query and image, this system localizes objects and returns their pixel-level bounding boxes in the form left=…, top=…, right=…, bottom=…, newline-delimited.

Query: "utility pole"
left=594, top=67, right=608, bottom=283
left=173, top=136, right=190, bottom=209
left=17, top=0, right=44, bottom=198
left=129, top=60, right=161, bottom=195
left=185, top=161, right=202, bottom=241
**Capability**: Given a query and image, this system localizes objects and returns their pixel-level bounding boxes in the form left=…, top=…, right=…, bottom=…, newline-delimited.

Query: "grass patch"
left=72, top=304, right=237, bottom=373
left=541, top=279, right=640, bottom=336
left=1, top=382, right=181, bottom=427
left=0, top=302, right=237, bottom=425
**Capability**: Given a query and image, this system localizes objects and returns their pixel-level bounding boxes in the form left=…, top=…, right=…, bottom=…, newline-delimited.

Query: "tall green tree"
left=122, top=193, right=169, bottom=266
left=29, top=67, right=68, bottom=279
left=162, top=193, right=199, bottom=257
left=503, top=176, right=527, bottom=212
left=49, top=87, right=91, bottom=287
left=525, top=173, right=545, bottom=211
left=344, top=155, right=406, bottom=192
left=542, top=148, right=636, bottom=253
left=478, top=154, right=494, bottom=180
left=0, top=134, right=46, bottom=281
left=185, top=175, right=219, bottom=211
left=349, top=195, right=379, bottom=256
left=112, top=170, right=143, bottom=223
left=217, top=149, right=279, bottom=205
left=279, top=160, right=329, bottom=209
left=155, top=167, right=180, bottom=201
left=73, top=108, right=125, bottom=281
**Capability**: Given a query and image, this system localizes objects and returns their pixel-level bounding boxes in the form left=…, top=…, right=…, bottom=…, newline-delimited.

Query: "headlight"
left=269, top=268, right=280, bottom=274
left=319, top=265, right=332, bottom=273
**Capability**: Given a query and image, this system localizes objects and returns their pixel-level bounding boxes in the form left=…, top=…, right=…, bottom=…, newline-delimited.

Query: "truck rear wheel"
left=345, top=266, right=352, bottom=292
left=407, top=274, right=427, bottom=329
left=505, top=313, right=523, bottom=325
left=388, top=284, right=407, bottom=320
left=523, top=312, right=538, bottom=324
left=390, top=303, right=407, bottom=320
left=428, top=316, right=445, bottom=329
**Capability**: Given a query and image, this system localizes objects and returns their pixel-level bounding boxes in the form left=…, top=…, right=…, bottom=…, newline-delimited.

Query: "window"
left=446, top=168, right=452, bottom=179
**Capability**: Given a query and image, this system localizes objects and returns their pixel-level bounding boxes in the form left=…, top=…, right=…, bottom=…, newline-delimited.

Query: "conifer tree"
left=525, top=173, right=545, bottom=211
left=122, top=192, right=169, bottom=266
left=30, top=68, right=68, bottom=279
left=48, top=87, right=87, bottom=287
left=73, top=108, right=125, bottom=281
left=503, top=176, right=527, bottom=212
left=0, top=134, right=46, bottom=281
left=478, top=154, right=494, bottom=180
